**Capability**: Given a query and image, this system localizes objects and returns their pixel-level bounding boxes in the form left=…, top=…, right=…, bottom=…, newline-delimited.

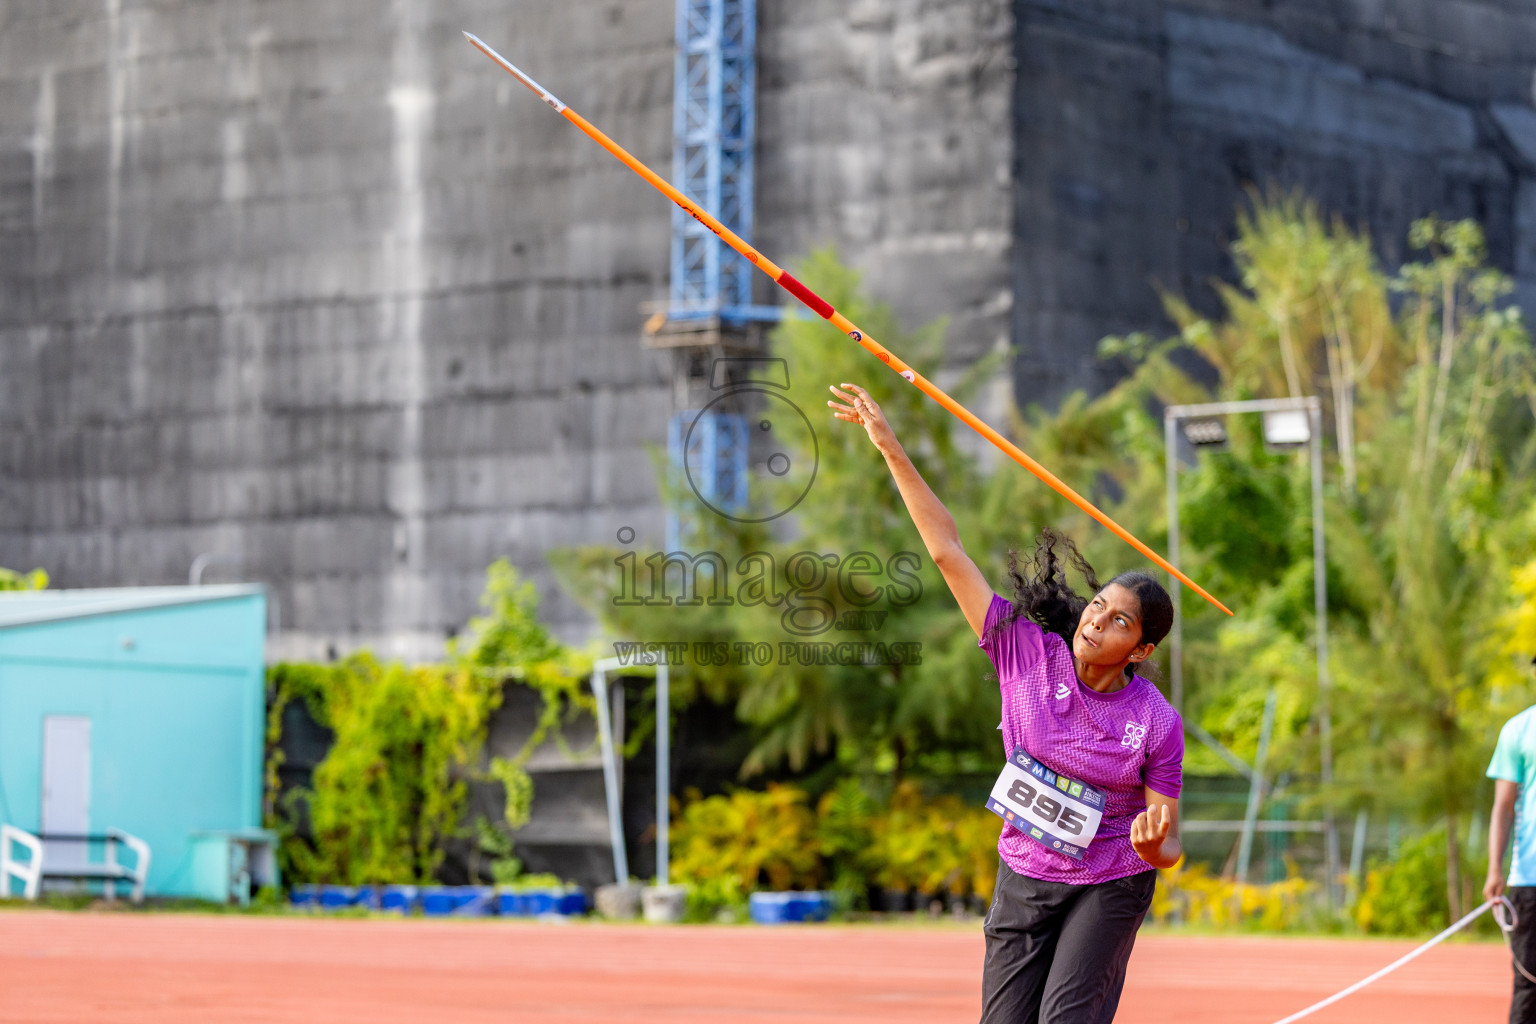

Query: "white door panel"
left=41, top=716, right=91, bottom=869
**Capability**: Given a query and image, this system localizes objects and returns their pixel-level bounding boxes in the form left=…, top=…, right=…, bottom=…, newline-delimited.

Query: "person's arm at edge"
left=1485, top=778, right=1519, bottom=902
left=828, top=383, right=994, bottom=638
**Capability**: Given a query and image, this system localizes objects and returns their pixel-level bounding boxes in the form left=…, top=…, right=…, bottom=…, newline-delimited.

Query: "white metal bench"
left=1, top=824, right=151, bottom=904
left=1, top=824, right=42, bottom=900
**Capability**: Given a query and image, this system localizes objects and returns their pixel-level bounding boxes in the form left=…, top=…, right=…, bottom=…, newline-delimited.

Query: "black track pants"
left=1509, top=886, right=1536, bottom=1024
left=980, top=858, right=1157, bottom=1024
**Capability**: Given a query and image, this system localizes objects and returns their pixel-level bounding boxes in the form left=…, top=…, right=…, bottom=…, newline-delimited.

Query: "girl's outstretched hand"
left=828, top=383, right=899, bottom=455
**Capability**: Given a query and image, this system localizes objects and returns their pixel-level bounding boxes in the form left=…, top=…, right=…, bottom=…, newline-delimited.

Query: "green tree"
left=1096, top=199, right=1536, bottom=919
left=552, top=248, right=1013, bottom=782
left=1326, top=217, right=1535, bottom=918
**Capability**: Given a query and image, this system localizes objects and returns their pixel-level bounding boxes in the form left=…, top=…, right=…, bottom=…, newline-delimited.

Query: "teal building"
left=0, top=586, right=267, bottom=897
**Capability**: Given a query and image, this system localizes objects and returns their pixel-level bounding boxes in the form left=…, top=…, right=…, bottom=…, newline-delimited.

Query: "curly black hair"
left=981, top=527, right=1173, bottom=675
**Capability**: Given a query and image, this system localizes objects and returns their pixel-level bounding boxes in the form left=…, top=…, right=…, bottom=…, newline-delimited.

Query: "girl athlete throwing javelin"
left=829, top=382, right=1183, bottom=1023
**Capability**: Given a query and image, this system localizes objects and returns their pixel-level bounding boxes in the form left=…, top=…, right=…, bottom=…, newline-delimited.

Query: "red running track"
left=0, top=911, right=1512, bottom=1023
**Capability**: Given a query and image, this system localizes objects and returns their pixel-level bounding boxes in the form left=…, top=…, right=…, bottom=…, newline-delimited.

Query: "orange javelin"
left=463, top=31, right=1232, bottom=617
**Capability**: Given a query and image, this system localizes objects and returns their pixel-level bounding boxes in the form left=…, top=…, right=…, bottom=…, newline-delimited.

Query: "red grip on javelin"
left=776, top=272, right=834, bottom=319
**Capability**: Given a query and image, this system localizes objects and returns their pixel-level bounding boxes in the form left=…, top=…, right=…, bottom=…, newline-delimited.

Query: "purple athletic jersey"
left=978, top=593, right=1183, bottom=884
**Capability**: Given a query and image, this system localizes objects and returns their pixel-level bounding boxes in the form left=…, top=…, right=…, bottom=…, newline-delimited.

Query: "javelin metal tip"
left=462, top=30, right=567, bottom=113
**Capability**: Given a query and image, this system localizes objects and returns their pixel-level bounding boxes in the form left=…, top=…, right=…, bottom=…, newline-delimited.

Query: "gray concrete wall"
left=757, top=0, right=1014, bottom=369
left=5, top=0, right=1535, bottom=660
left=0, top=0, right=1014, bottom=660
left=1013, top=0, right=1536, bottom=403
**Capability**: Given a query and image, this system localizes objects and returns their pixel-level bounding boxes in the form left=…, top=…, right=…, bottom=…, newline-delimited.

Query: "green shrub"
left=268, top=654, right=504, bottom=884
left=502, top=872, right=567, bottom=891
left=684, top=875, right=750, bottom=923
left=0, top=567, right=46, bottom=590
left=1151, top=859, right=1321, bottom=932
left=816, top=778, right=878, bottom=892
left=1353, top=826, right=1490, bottom=936
left=266, top=560, right=588, bottom=886
left=671, top=780, right=1002, bottom=902
left=866, top=781, right=999, bottom=896
left=669, top=784, right=823, bottom=892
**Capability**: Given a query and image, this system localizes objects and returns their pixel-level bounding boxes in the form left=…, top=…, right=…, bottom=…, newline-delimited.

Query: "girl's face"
left=1072, top=583, right=1154, bottom=669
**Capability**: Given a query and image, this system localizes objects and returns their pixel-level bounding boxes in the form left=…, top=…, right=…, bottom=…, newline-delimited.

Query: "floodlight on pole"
left=1263, top=409, right=1311, bottom=448
left=1182, top=419, right=1229, bottom=448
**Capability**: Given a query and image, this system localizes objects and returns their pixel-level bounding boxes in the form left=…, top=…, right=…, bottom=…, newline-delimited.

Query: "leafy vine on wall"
left=265, top=560, right=595, bottom=885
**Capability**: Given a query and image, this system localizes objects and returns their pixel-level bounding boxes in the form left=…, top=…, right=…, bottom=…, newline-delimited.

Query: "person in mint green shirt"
left=1485, top=657, right=1536, bottom=1024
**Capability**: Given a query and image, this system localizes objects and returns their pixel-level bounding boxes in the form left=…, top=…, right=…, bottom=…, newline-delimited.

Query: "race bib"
left=986, top=748, right=1106, bottom=860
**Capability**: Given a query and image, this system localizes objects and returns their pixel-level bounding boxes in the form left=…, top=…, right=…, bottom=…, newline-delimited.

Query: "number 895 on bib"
left=985, top=750, right=1105, bottom=860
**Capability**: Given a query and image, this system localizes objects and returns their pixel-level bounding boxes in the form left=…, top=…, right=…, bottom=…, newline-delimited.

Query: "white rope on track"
left=1494, top=897, right=1536, bottom=986
left=1267, top=895, right=1528, bottom=1024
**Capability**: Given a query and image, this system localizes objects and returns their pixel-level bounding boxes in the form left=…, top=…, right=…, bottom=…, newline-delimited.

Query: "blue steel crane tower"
left=662, top=0, right=776, bottom=551
left=669, top=0, right=775, bottom=325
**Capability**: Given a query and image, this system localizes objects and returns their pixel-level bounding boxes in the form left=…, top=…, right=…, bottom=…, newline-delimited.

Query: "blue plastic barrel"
left=495, top=885, right=587, bottom=917
left=751, top=891, right=829, bottom=924
left=787, top=891, right=830, bottom=922
left=452, top=885, right=494, bottom=916
left=523, top=888, right=559, bottom=915
left=555, top=889, right=588, bottom=916
left=420, top=885, right=456, bottom=916
left=318, top=885, right=358, bottom=910
left=749, top=891, right=792, bottom=925
left=289, top=883, right=320, bottom=908
left=495, top=889, right=525, bottom=916
left=379, top=885, right=418, bottom=914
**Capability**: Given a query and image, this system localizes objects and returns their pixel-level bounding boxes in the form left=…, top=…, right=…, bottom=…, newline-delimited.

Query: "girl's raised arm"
left=828, top=383, right=995, bottom=639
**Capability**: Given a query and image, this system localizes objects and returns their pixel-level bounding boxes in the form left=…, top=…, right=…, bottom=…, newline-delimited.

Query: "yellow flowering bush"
left=1150, top=858, right=1317, bottom=930
left=672, top=780, right=1003, bottom=901
left=669, top=784, right=823, bottom=892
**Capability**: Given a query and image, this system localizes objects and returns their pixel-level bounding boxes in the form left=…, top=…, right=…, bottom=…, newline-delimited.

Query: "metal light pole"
left=1165, top=414, right=1182, bottom=712
left=591, top=655, right=672, bottom=886
left=1309, top=401, right=1338, bottom=911
left=1164, top=396, right=1338, bottom=908
left=1236, top=688, right=1278, bottom=882
left=656, top=656, right=671, bottom=886
left=589, top=664, right=629, bottom=884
